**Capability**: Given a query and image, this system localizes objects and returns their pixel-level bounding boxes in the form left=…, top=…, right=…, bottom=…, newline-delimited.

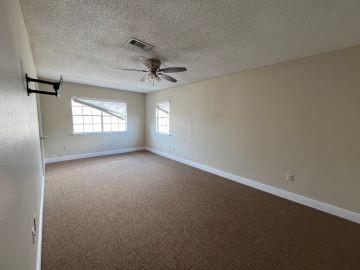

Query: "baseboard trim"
left=146, top=147, right=360, bottom=224
left=45, top=147, right=145, bottom=164
left=36, top=176, right=45, bottom=270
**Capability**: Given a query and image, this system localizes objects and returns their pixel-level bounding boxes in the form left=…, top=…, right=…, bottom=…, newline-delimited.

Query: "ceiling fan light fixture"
left=116, top=57, right=187, bottom=85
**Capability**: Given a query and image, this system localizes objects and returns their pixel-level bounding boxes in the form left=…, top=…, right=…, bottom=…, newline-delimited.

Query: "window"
left=71, top=98, right=127, bottom=133
left=156, top=101, right=170, bottom=135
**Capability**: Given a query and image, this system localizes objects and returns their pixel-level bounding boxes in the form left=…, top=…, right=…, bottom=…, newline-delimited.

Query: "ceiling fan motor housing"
left=115, top=57, right=187, bottom=84
left=148, top=59, right=161, bottom=71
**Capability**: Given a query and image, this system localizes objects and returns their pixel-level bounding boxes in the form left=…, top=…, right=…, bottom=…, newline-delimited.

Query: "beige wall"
left=40, top=82, right=145, bottom=158
left=0, top=1, right=43, bottom=269
left=146, top=46, right=360, bottom=213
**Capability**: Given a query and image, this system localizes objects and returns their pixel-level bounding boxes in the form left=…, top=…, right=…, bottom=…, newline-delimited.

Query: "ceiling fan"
left=115, top=57, right=187, bottom=84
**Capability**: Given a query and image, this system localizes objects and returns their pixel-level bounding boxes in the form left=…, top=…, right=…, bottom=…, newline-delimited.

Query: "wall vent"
left=128, top=37, right=154, bottom=51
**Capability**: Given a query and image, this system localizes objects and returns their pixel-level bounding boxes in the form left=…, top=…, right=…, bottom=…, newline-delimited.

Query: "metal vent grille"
left=128, top=37, right=154, bottom=51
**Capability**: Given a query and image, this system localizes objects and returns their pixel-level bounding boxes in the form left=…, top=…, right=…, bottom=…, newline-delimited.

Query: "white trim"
left=71, top=96, right=127, bottom=103
left=145, top=147, right=360, bottom=224
left=70, top=131, right=128, bottom=136
left=36, top=176, right=45, bottom=270
left=45, top=147, right=145, bottom=164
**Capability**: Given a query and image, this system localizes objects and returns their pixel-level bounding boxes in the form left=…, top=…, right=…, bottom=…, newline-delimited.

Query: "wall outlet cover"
left=286, top=173, right=295, bottom=182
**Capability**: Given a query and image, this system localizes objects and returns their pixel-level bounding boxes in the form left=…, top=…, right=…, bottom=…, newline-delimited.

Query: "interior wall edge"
left=36, top=176, right=45, bottom=270
left=45, top=147, right=145, bottom=164
left=0, top=0, right=44, bottom=268
left=146, top=147, right=360, bottom=224
left=145, top=45, right=360, bottom=214
left=39, top=81, right=146, bottom=159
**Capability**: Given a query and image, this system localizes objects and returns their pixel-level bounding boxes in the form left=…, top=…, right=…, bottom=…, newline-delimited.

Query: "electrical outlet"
left=286, top=173, right=295, bottom=182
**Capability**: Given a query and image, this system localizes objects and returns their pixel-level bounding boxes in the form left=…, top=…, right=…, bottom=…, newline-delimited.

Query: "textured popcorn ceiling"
left=20, top=0, right=360, bottom=93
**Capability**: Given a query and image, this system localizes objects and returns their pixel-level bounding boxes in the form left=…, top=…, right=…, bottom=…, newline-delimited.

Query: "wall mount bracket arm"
left=26, top=74, right=63, bottom=97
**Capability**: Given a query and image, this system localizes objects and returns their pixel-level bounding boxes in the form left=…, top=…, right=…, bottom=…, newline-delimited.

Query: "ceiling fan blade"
left=141, top=57, right=153, bottom=69
left=159, top=67, right=187, bottom=73
left=140, top=74, right=149, bottom=82
left=115, top=68, right=148, bottom=72
left=159, top=73, right=177, bottom=82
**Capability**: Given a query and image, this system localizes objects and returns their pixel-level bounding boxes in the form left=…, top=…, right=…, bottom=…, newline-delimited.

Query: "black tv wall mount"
left=26, top=74, right=63, bottom=97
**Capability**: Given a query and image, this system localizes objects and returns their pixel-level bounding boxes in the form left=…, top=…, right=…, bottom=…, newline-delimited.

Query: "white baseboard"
left=36, top=176, right=45, bottom=270
left=146, top=147, right=360, bottom=224
left=45, top=147, right=145, bottom=164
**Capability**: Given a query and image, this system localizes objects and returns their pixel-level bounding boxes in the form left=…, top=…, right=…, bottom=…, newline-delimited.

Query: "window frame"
left=70, top=97, right=127, bottom=135
left=155, top=100, right=170, bottom=136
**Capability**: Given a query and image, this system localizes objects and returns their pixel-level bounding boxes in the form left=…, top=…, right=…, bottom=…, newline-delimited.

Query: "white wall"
left=0, top=1, right=43, bottom=269
left=40, top=82, right=145, bottom=159
left=146, top=46, right=360, bottom=214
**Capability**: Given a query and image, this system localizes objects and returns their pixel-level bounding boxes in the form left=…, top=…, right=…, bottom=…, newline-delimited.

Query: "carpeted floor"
left=42, top=151, right=360, bottom=270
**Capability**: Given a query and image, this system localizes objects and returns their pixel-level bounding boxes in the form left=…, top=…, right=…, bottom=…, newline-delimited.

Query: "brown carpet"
left=42, top=151, right=360, bottom=270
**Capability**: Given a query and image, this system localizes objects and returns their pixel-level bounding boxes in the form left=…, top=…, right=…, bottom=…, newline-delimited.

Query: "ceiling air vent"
left=128, top=37, right=154, bottom=51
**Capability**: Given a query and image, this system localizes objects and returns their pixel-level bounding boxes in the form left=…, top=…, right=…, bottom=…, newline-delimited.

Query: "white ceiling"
left=20, top=0, right=360, bottom=93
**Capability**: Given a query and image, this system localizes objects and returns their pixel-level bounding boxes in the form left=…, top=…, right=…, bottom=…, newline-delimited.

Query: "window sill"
left=155, top=132, right=171, bottom=136
left=70, top=131, right=128, bottom=136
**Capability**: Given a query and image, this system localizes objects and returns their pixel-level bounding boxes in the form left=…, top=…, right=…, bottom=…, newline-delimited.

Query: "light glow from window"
left=156, top=101, right=170, bottom=135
